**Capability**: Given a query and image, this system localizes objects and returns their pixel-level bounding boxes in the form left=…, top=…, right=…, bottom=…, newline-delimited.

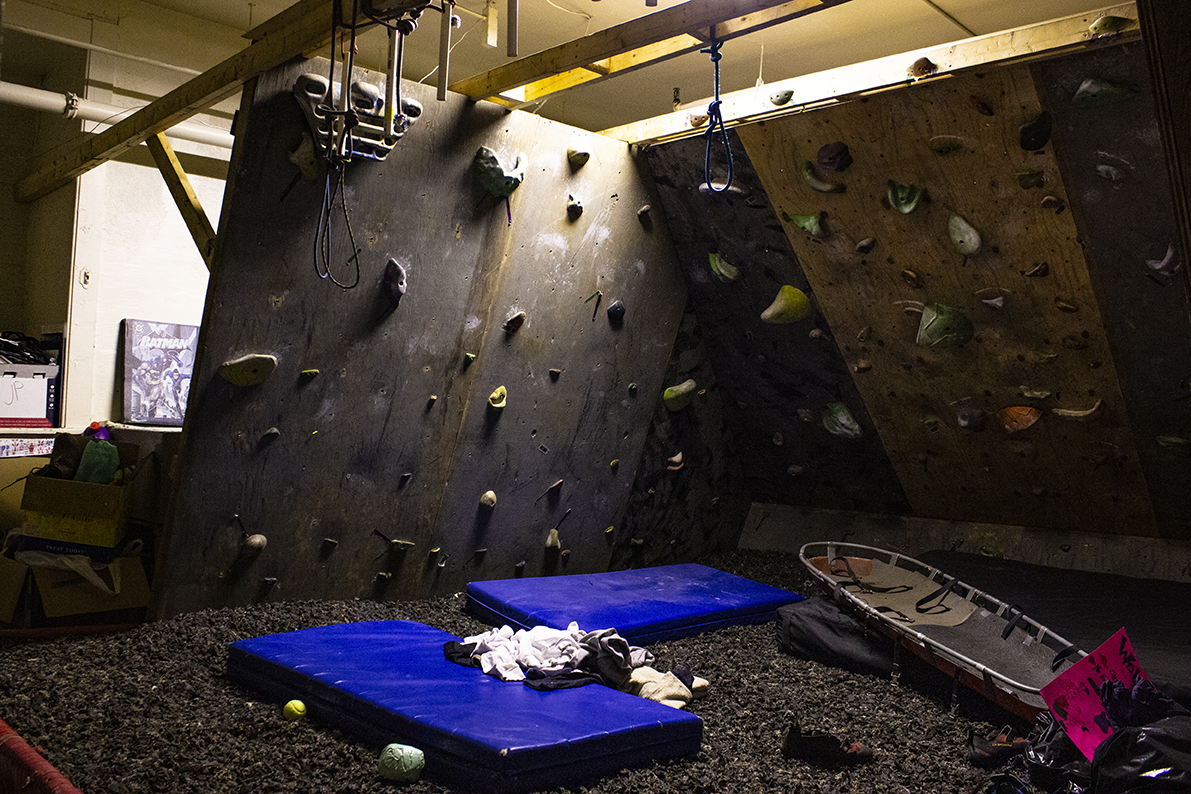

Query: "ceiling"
left=40, top=0, right=1120, bottom=131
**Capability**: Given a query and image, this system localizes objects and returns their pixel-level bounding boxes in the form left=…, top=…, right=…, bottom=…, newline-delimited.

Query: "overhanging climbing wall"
left=155, top=58, right=686, bottom=616
left=734, top=49, right=1175, bottom=536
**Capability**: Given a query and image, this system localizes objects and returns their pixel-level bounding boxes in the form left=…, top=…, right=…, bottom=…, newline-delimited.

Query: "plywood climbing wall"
left=155, top=58, right=686, bottom=616
left=737, top=60, right=1158, bottom=535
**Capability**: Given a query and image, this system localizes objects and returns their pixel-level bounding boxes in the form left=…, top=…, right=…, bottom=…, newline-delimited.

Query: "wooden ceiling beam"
left=602, top=3, right=1140, bottom=144
left=14, top=0, right=336, bottom=204
left=449, top=0, right=837, bottom=103
left=146, top=133, right=217, bottom=270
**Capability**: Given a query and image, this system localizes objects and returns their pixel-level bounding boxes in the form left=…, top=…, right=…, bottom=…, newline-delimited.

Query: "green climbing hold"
left=760, top=285, right=811, bottom=324
left=784, top=210, right=829, bottom=239
left=663, top=379, right=697, bottom=412
left=799, top=160, right=845, bottom=193
left=948, top=214, right=982, bottom=256
left=1072, top=78, right=1136, bottom=108
left=545, top=528, right=561, bottom=548
left=822, top=402, right=862, bottom=438
left=1089, top=15, right=1135, bottom=36
left=887, top=181, right=925, bottom=214
left=472, top=146, right=525, bottom=198
left=219, top=353, right=278, bottom=387
left=566, top=148, right=590, bottom=169
left=708, top=252, right=740, bottom=282
left=916, top=303, right=974, bottom=347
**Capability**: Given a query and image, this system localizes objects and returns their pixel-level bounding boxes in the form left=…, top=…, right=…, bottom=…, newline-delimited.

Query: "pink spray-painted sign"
left=1040, top=627, right=1148, bottom=761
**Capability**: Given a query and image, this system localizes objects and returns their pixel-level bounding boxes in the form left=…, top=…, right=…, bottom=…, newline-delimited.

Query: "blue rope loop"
left=701, top=28, right=733, bottom=194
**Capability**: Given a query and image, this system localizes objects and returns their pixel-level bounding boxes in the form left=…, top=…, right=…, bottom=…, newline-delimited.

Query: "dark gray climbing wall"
left=642, top=133, right=912, bottom=518
left=154, top=58, right=686, bottom=616
left=1034, top=42, right=1191, bottom=539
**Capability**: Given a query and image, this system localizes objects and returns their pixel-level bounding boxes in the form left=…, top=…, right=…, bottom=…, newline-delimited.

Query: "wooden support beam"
left=13, top=0, right=334, bottom=204
left=1135, top=0, right=1191, bottom=305
left=448, top=0, right=832, bottom=102
left=145, top=133, right=217, bottom=270
left=603, top=3, right=1139, bottom=144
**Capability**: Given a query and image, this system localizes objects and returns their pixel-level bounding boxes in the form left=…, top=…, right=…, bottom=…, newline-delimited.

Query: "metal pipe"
left=385, top=27, right=399, bottom=138
left=4, top=24, right=204, bottom=76
left=438, top=0, right=452, bottom=101
left=0, top=80, right=234, bottom=149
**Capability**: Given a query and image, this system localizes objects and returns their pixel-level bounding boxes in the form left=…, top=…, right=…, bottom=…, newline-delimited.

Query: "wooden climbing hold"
left=219, top=353, right=278, bottom=387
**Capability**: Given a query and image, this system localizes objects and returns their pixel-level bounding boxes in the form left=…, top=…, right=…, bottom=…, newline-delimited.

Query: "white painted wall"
left=5, top=0, right=246, bottom=427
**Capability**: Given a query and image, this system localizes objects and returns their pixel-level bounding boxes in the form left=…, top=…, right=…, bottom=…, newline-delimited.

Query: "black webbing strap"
left=829, top=556, right=912, bottom=594
left=875, top=606, right=914, bottom=623
left=1001, top=604, right=1026, bottom=640
left=1051, top=644, right=1082, bottom=672
left=915, top=577, right=960, bottom=615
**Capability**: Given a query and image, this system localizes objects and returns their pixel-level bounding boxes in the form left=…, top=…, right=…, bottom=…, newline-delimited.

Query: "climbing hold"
left=769, top=89, right=794, bottom=106
left=856, top=238, right=876, bottom=254
left=1146, top=244, right=1181, bottom=278
left=1096, top=163, right=1127, bottom=182
left=969, top=95, right=995, bottom=116
left=998, top=406, right=1041, bottom=433
left=853, top=359, right=872, bottom=373
left=545, top=528, right=560, bottom=548
left=955, top=402, right=987, bottom=431
left=787, top=465, right=805, bottom=477
left=901, top=270, right=923, bottom=288
left=219, top=353, right=278, bottom=387
left=663, top=379, right=697, bottom=411
left=928, top=135, right=964, bottom=155
left=243, top=533, right=268, bottom=554
left=322, top=537, right=338, bottom=548
left=1041, top=195, right=1066, bottom=213
left=772, top=432, right=783, bottom=446
left=981, top=296, right=1004, bottom=309
left=1016, top=171, right=1046, bottom=189
left=760, top=285, right=811, bottom=324
left=887, top=181, right=925, bottom=214
left=817, top=142, right=852, bottom=172
left=1025, top=261, right=1049, bottom=277
left=426, top=395, right=438, bottom=408
left=566, top=194, right=583, bottom=221
left=464, top=352, right=477, bottom=366
left=1089, top=14, right=1136, bottom=37
left=288, top=132, right=318, bottom=182
left=666, top=451, right=684, bottom=471
left=698, top=181, right=746, bottom=196
left=1019, top=111, right=1052, bottom=150
left=488, top=386, right=507, bottom=409
left=514, top=560, right=526, bottom=572
left=1020, top=386, right=1052, bottom=400
left=628, top=382, right=638, bottom=393
left=637, top=204, right=652, bottom=220
left=503, top=311, right=526, bottom=333
left=382, top=258, right=408, bottom=308
left=261, top=577, right=278, bottom=589
left=948, top=214, right=982, bottom=257
left=822, top=402, right=862, bottom=438
left=800, top=160, right=845, bottom=193
left=400, top=472, right=413, bottom=484
left=916, top=303, right=974, bottom=347
left=907, top=56, right=937, bottom=79
left=566, top=148, right=590, bottom=169
left=1055, top=298, right=1079, bottom=313
left=375, top=571, right=392, bottom=582
left=607, top=300, right=626, bottom=326
left=560, top=549, right=571, bottom=564
left=549, top=368, right=562, bottom=380
left=1073, top=78, right=1136, bottom=108
left=605, top=526, right=614, bottom=536
left=610, top=459, right=619, bottom=470
left=300, top=368, right=320, bottom=380
left=472, top=146, right=525, bottom=198
left=708, top=252, right=741, bottom=282
left=688, top=113, right=709, bottom=128
left=480, top=490, right=497, bottom=509
left=784, top=211, right=829, bottom=239
left=262, top=427, right=281, bottom=442
left=378, top=743, right=425, bottom=784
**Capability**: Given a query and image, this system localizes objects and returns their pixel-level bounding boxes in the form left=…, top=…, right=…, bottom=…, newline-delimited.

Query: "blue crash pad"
left=227, top=620, right=702, bottom=793
left=466, top=563, right=803, bottom=644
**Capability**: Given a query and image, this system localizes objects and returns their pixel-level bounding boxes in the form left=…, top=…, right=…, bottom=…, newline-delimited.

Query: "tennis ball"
left=283, top=699, right=306, bottom=721
left=378, top=743, right=424, bottom=783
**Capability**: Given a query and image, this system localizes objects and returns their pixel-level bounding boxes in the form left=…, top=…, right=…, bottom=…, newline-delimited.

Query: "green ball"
left=378, top=742, right=424, bottom=783
left=282, top=699, right=306, bottom=721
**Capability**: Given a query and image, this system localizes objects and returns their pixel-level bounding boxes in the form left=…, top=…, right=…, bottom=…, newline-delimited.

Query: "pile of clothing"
left=444, top=622, right=708, bottom=709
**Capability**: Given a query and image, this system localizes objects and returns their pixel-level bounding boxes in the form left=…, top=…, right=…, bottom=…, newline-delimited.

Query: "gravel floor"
left=0, top=550, right=1040, bottom=793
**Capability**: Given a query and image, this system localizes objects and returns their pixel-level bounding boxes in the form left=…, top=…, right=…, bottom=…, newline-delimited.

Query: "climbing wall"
left=154, top=58, right=686, bottom=616
left=731, top=45, right=1180, bottom=536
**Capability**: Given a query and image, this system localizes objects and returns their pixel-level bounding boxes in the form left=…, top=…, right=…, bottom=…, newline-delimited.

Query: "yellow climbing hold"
left=488, top=386, right=507, bottom=409
left=760, top=286, right=811, bottom=324
left=663, top=379, right=697, bottom=412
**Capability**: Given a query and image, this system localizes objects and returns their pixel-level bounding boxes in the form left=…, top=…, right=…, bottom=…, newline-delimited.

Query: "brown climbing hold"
left=1025, top=262, right=1049, bottom=277
left=503, top=311, right=526, bottom=333
left=907, top=57, right=937, bottom=79
left=1055, top=299, right=1079, bottom=312
left=219, top=353, right=278, bottom=387
left=689, top=113, right=709, bottom=128
left=998, top=406, right=1041, bottom=433
left=853, top=359, right=872, bottom=373
left=1041, top=195, right=1065, bottom=213
left=902, top=270, right=923, bottom=288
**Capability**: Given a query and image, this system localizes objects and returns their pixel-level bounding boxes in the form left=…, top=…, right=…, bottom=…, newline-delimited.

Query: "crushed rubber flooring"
left=0, top=550, right=1041, bottom=793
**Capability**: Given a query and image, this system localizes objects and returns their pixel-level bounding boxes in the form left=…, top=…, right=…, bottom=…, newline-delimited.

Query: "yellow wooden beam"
left=145, top=133, right=217, bottom=270
left=449, top=0, right=829, bottom=102
left=13, top=0, right=334, bottom=204
left=603, top=3, right=1140, bottom=144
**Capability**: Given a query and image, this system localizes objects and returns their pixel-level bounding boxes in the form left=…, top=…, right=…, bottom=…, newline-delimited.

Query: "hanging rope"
left=701, top=26, right=733, bottom=194
left=314, top=163, right=362, bottom=289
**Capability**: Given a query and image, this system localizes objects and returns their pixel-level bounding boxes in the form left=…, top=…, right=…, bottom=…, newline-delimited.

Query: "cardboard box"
left=0, top=554, right=151, bottom=628
left=0, top=363, right=59, bottom=427
left=19, top=439, right=140, bottom=560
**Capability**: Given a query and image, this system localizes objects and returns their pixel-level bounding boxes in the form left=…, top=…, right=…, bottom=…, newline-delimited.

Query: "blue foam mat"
left=466, top=563, right=803, bottom=643
left=227, top=620, right=702, bottom=793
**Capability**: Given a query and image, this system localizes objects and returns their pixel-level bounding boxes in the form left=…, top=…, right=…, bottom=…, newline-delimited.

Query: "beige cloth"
left=623, top=667, right=693, bottom=709
left=826, top=557, right=978, bottom=628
